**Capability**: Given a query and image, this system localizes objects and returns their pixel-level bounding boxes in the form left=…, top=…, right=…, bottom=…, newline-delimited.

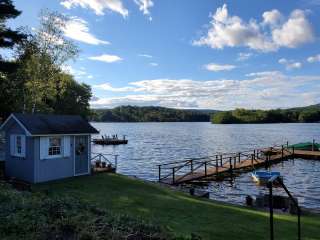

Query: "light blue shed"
left=0, top=113, right=99, bottom=183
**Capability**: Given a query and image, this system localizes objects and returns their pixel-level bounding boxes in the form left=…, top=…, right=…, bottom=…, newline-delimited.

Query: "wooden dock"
left=158, top=144, right=320, bottom=185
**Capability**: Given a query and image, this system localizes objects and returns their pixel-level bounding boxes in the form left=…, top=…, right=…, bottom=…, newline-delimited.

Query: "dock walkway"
left=158, top=144, right=320, bottom=185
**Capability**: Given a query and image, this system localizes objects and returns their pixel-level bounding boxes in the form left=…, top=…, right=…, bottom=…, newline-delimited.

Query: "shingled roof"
left=1, top=113, right=99, bottom=135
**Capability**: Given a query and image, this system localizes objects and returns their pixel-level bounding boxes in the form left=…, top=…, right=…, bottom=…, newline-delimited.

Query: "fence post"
left=158, top=165, right=161, bottom=182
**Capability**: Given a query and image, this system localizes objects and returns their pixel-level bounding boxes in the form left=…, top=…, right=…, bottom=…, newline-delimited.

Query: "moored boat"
left=251, top=171, right=281, bottom=184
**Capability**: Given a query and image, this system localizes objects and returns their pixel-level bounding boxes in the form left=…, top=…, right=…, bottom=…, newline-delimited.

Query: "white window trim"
left=46, top=137, right=63, bottom=159
left=11, top=134, right=25, bottom=158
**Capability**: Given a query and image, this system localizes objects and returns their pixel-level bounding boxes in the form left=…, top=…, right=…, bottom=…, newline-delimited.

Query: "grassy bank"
left=33, top=173, right=320, bottom=240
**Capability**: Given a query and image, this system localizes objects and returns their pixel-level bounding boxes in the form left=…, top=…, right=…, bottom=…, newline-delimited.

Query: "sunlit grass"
left=34, top=173, right=320, bottom=240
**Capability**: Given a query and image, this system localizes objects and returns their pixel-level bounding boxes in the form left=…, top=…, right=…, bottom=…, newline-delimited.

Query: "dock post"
left=292, top=146, right=295, bottom=158
left=253, top=149, right=256, bottom=159
left=251, top=154, right=254, bottom=168
left=158, top=165, right=161, bottom=182
left=215, top=159, right=218, bottom=173
left=281, top=145, right=284, bottom=159
left=229, top=157, right=232, bottom=172
left=234, top=156, right=237, bottom=168
left=220, top=155, right=223, bottom=166
left=286, top=141, right=289, bottom=148
left=205, top=161, right=207, bottom=176
left=238, top=152, right=241, bottom=163
left=172, top=167, right=175, bottom=184
left=190, top=160, right=194, bottom=173
left=267, top=182, right=274, bottom=240
left=312, top=139, right=315, bottom=151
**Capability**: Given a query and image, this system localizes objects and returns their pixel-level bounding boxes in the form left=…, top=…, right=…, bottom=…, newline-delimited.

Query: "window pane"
left=48, top=137, right=62, bottom=156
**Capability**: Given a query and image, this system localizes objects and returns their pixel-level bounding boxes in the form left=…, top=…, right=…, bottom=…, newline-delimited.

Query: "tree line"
left=0, top=0, right=92, bottom=121
left=211, top=105, right=320, bottom=124
left=91, top=106, right=212, bottom=122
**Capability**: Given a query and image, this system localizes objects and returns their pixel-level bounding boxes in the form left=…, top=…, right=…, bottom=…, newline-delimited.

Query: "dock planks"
left=159, top=147, right=320, bottom=185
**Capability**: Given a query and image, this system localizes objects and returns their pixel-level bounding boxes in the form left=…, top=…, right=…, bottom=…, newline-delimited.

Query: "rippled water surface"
left=91, top=122, right=320, bottom=210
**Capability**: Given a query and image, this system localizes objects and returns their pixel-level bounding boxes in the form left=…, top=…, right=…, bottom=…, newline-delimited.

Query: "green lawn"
left=34, top=173, right=320, bottom=240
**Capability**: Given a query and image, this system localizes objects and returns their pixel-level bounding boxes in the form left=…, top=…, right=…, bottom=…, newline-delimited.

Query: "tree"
left=0, top=0, right=26, bottom=120
left=56, top=74, right=92, bottom=119
left=14, top=10, right=79, bottom=113
left=0, top=0, right=26, bottom=74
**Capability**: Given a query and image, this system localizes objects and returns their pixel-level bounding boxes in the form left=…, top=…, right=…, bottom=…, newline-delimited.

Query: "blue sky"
left=10, top=0, right=320, bottom=110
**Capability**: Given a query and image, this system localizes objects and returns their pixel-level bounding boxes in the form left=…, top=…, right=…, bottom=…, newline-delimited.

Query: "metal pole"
left=172, top=167, right=175, bottom=184
left=114, top=155, right=118, bottom=170
left=158, top=165, right=161, bottom=182
left=268, top=182, right=274, bottom=240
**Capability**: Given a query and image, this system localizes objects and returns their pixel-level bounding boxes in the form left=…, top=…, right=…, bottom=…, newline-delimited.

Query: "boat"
left=288, top=142, right=320, bottom=151
left=251, top=171, right=281, bottom=184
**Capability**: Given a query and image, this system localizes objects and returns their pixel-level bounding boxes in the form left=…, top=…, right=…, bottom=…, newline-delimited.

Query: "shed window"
left=10, top=134, right=25, bottom=157
left=16, top=136, right=22, bottom=154
left=48, top=137, right=62, bottom=156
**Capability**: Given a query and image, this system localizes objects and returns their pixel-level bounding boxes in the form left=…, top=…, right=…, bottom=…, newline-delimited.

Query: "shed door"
left=74, top=136, right=88, bottom=175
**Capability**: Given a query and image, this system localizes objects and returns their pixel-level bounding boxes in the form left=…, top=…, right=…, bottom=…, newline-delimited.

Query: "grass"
left=34, top=173, right=320, bottom=240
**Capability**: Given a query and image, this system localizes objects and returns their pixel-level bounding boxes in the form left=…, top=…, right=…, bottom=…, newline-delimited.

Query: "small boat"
left=251, top=171, right=281, bottom=183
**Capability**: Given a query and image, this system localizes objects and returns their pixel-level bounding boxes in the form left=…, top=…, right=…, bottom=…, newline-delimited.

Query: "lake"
left=91, top=122, right=320, bottom=210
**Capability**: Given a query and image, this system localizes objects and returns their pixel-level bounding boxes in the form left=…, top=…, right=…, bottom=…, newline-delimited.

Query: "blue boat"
left=251, top=171, right=281, bottom=183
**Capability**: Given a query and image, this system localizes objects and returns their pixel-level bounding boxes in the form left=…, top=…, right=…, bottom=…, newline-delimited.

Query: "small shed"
left=0, top=113, right=99, bottom=183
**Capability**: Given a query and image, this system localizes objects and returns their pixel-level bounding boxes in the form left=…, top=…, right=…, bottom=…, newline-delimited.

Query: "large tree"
left=0, top=0, right=25, bottom=74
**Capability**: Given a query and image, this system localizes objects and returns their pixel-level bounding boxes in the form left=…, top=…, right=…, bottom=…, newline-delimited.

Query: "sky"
left=9, top=0, right=320, bottom=110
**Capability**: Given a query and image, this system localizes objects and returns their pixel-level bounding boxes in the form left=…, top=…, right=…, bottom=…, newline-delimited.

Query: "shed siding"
left=34, top=136, right=75, bottom=183
left=4, top=118, right=35, bottom=182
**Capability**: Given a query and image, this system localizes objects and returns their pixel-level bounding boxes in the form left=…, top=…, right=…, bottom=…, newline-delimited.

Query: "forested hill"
left=91, top=106, right=217, bottom=122
left=211, top=104, right=320, bottom=124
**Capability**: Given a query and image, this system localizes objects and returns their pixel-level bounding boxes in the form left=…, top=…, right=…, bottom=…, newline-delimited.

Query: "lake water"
left=91, top=122, right=320, bottom=210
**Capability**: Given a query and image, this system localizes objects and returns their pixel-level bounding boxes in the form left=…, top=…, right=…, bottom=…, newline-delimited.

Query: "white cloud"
left=134, top=0, right=154, bottom=20
left=262, top=9, right=283, bottom=26
left=272, top=10, right=314, bottom=48
left=93, top=83, right=135, bottom=92
left=237, top=52, right=253, bottom=61
left=90, top=72, right=320, bottom=109
left=63, top=17, right=110, bottom=45
left=278, top=58, right=302, bottom=70
left=307, top=54, right=320, bottom=63
left=138, top=54, right=153, bottom=58
left=149, top=62, right=158, bottom=67
left=61, top=0, right=128, bottom=17
left=88, top=54, right=123, bottom=63
left=193, top=4, right=314, bottom=52
left=204, top=63, right=236, bottom=72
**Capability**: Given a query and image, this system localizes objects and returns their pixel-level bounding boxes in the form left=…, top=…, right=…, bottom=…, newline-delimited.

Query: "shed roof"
left=1, top=113, right=99, bottom=135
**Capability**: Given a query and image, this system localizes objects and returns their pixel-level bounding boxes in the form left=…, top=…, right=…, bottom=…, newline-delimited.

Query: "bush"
left=0, top=183, right=178, bottom=240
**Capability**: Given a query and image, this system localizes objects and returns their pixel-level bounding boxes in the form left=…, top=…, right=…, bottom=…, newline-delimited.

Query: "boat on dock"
left=92, top=135, right=128, bottom=145
left=288, top=142, right=320, bottom=151
left=251, top=171, right=281, bottom=184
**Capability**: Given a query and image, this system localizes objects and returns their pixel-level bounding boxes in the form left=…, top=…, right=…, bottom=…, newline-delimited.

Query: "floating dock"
left=158, top=144, right=320, bottom=185
left=92, top=135, right=128, bottom=145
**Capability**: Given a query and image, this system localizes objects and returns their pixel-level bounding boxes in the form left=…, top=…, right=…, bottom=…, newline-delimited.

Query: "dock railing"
left=158, top=143, right=295, bottom=184
left=91, top=153, right=118, bottom=170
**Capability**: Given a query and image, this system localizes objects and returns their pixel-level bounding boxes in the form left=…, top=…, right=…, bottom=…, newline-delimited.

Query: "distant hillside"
left=91, top=106, right=217, bottom=122
left=211, top=104, right=320, bottom=124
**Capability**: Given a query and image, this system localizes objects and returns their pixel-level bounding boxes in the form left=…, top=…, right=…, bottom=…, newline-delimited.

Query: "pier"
left=158, top=143, right=320, bottom=185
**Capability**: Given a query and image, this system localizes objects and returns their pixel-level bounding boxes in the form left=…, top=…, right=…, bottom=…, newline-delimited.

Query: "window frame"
left=47, top=136, right=63, bottom=159
left=11, top=134, right=25, bottom=157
